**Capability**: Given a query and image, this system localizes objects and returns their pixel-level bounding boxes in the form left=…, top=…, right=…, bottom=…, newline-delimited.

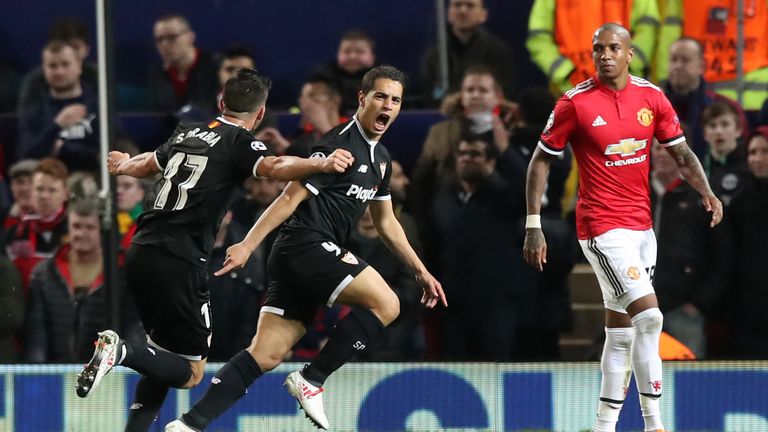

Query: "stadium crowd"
left=1, top=0, right=768, bottom=366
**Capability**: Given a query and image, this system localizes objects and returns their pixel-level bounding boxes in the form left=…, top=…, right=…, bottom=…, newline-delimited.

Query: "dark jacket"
left=24, top=244, right=142, bottom=363
left=313, top=61, right=372, bottom=114
left=421, top=27, right=515, bottom=105
left=705, top=147, right=750, bottom=208
left=148, top=49, right=219, bottom=112
left=17, top=84, right=100, bottom=172
left=0, top=255, right=24, bottom=363
left=17, top=62, right=98, bottom=113
left=654, top=179, right=732, bottom=315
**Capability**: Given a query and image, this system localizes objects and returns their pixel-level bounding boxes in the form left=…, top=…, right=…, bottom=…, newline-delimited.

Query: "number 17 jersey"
left=132, top=117, right=271, bottom=267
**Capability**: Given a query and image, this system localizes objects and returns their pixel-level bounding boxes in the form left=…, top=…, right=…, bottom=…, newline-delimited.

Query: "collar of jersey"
left=217, top=116, right=247, bottom=129
left=352, top=115, right=379, bottom=147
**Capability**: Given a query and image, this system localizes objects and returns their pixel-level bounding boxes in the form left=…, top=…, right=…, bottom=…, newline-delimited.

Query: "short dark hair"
left=306, top=74, right=341, bottom=97
left=360, top=65, right=406, bottom=95
left=462, top=64, right=502, bottom=92
left=48, top=17, right=89, bottom=43
left=675, top=36, right=705, bottom=57
left=43, top=40, right=77, bottom=55
left=222, top=45, right=255, bottom=64
left=222, top=69, right=272, bottom=113
left=459, top=131, right=498, bottom=160
left=341, top=29, right=375, bottom=51
left=155, top=14, right=191, bottom=28
left=701, top=101, right=741, bottom=128
left=69, top=198, right=101, bottom=219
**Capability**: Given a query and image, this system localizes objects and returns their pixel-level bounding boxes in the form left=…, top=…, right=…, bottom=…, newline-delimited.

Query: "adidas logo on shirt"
left=592, top=116, right=607, bottom=127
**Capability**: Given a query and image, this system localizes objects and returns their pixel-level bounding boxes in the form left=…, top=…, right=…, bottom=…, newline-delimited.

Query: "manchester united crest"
left=637, top=108, right=654, bottom=127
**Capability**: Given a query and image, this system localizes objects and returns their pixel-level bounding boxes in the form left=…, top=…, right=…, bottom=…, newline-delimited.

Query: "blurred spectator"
left=24, top=199, right=142, bottom=363
left=2, top=160, right=38, bottom=235
left=289, top=306, right=351, bottom=361
left=429, top=133, right=529, bottom=360
left=3, top=158, right=69, bottom=290
left=509, top=87, right=575, bottom=360
left=17, top=41, right=100, bottom=172
left=0, top=253, right=24, bottom=363
left=411, top=65, right=517, bottom=238
left=728, top=127, right=768, bottom=357
left=116, top=175, right=146, bottom=248
left=148, top=14, right=218, bottom=113
left=421, top=0, right=514, bottom=105
left=275, top=77, right=346, bottom=158
left=527, top=0, right=659, bottom=94
left=17, top=17, right=97, bottom=112
left=662, top=37, right=748, bottom=159
left=349, top=162, right=425, bottom=360
left=656, top=0, right=768, bottom=110
left=0, top=61, right=21, bottom=113
left=701, top=102, right=749, bottom=207
left=215, top=46, right=278, bottom=132
left=651, top=141, right=731, bottom=358
left=761, top=97, right=768, bottom=127
left=313, top=30, right=376, bottom=114
left=207, top=176, right=284, bottom=361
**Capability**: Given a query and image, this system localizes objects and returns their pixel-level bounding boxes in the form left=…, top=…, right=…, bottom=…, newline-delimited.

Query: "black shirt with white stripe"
left=133, top=117, right=271, bottom=267
left=280, top=116, right=392, bottom=246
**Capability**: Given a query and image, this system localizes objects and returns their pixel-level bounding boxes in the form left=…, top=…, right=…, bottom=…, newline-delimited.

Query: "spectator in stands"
left=411, top=65, right=517, bottom=239
left=527, top=0, right=659, bottom=94
left=18, top=17, right=97, bottom=113
left=24, top=199, right=142, bottom=363
left=313, top=30, right=376, bottom=114
left=429, top=133, right=529, bottom=360
left=2, top=160, right=38, bottom=236
left=349, top=161, right=425, bottom=360
left=701, top=102, right=750, bottom=207
left=215, top=46, right=278, bottom=132
left=662, top=37, right=747, bottom=159
left=273, top=77, right=346, bottom=158
left=655, top=0, right=768, bottom=111
left=17, top=41, right=100, bottom=172
left=0, top=253, right=24, bottom=363
left=651, top=141, right=731, bottom=359
left=728, top=127, right=768, bottom=358
left=3, top=158, right=69, bottom=290
left=148, top=14, right=218, bottom=113
left=116, top=175, right=146, bottom=248
left=421, top=0, right=514, bottom=106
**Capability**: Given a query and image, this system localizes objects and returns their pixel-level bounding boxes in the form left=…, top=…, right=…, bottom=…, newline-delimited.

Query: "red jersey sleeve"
left=654, top=92, right=685, bottom=146
left=538, top=96, right=577, bottom=155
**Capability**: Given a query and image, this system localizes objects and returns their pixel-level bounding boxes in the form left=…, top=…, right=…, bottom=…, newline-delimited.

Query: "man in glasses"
left=148, top=14, right=218, bottom=112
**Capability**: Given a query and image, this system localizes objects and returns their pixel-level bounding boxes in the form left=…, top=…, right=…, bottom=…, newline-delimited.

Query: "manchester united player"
left=165, top=66, right=446, bottom=432
left=524, top=24, right=721, bottom=432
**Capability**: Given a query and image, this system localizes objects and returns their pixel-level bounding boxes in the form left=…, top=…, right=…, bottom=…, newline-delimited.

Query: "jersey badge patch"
left=341, top=251, right=359, bottom=265
left=207, top=121, right=220, bottom=128
left=251, top=140, right=267, bottom=151
left=637, top=108, right=654, bottom=127
left=310, top=151, right=326, bottom=159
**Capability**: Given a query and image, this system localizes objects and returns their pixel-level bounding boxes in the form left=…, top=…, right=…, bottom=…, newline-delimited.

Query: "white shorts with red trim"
left=578, top=228, right=657, bottom=313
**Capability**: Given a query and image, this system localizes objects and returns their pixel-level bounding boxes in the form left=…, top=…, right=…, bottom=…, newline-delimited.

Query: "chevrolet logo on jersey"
left=605, top=139, right=647, bottom=157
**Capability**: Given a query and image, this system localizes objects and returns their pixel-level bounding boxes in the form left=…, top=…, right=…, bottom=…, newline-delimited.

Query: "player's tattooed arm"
left=257, top=149, right=354, bottom=180
left=523, top=147, right=556, bottom=271
left=107, top=151, right=161, bottom=178
left=665, top=142, right=723, bottom=227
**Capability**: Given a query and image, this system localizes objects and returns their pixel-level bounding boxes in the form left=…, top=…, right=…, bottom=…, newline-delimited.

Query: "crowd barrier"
left=3, top=361, right=768, bottom=431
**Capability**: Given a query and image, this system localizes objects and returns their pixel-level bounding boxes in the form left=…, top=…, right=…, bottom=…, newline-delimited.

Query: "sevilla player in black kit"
left=165, top=66, right=447, bottom=432
left=75, top=69, right=354, bottom=432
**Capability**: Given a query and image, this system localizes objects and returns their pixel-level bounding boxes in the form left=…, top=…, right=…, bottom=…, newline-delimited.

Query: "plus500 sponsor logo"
left=345, top=184, right=378, bottom=202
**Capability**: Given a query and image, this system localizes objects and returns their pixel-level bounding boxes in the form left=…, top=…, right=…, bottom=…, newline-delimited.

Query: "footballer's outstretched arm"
left=107, top=151, right=161, bottom=179
left=257, top=149, right=354, bottom=181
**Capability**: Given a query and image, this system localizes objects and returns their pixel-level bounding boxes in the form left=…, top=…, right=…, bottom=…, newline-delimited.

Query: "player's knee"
left=250, top=349, right=283, bottom=372
left=631, top=307, right=663, bottom=334
left=376, top=292, right=400, bottom=326
left=180, top=366, right=205, bottom=389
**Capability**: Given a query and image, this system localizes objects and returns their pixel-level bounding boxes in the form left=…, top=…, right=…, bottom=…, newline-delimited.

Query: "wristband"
left=525, top=214, right=542, bottom=229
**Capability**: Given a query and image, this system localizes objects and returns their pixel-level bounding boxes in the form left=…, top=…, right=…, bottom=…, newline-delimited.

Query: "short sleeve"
left=538, top=96, right=578, bottom=155
left=302, top=140, right=339, bottom=196
left=654, top=92, right=685, bottom=147
left=372, top=159, right=392, bottom=201
left=154, top=124, right=184, bottom=170
left=233, top=135, right=273, bottom=178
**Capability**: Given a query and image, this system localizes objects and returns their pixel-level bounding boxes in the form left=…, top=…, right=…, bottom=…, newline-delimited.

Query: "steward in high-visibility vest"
left=527, top=0, right=660, bottom=94
left=655, top=0, right=768, bottom=110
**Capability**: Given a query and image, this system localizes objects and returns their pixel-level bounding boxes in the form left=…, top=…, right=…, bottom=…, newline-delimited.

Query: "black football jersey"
left=280, top=117, right=392, bottom=246
left=132, top=117, right=272, bottom=267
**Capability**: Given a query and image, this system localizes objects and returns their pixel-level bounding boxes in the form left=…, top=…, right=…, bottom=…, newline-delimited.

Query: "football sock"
left=123, top=375, right=169, bottom=432
left=120, top=342, right=192, bottom=388
left=182, top=350, right=263, bottom=430
left=631, top=308, right=664, bottom=431
left=302, top=308, right=385, bottom=386
left=594, top=327, right=634, bottom=432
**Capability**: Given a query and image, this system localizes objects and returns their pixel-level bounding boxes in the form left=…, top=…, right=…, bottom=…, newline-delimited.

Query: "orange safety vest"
left=555, top=0, right=633, bottom=85
left=682, top=0, right=768, bottom=82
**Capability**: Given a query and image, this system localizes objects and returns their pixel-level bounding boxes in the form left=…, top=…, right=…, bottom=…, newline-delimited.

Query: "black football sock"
left=124, top=375, right=170, bottom=432
left=120, top=342, right=192, bottom=388
left=182, top=350, right=263, bottom=430
left=302, top=308, right=385, bottom=386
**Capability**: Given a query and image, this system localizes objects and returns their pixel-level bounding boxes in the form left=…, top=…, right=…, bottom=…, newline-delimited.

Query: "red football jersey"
left=539, top=75, right=685, bottom=239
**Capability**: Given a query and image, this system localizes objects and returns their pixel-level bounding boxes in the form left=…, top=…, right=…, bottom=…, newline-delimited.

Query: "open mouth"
left=374, top=113, right=390, bottom=131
